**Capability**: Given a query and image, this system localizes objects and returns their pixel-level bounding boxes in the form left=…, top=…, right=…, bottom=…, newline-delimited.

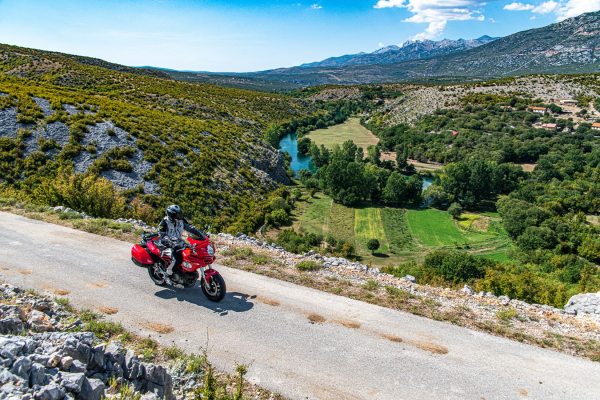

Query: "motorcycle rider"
left=157, top=205, right=205, bottom=287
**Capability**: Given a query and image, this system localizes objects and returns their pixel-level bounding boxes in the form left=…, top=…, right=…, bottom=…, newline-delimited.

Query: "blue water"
left=422, top=177, right=433, bottom=190
left=279, top=133, right=316, bottom=176
left=279, top=133, right=434, bottom=190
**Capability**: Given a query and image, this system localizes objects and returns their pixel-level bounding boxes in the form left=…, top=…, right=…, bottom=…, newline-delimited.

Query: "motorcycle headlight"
left=183, top=261, right=193, bottom=270
left=207, top=245, right=215, bottom=256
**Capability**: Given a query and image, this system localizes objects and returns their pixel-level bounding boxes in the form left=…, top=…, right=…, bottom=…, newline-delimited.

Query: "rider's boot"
left=164, top=260, right=184, bottom=288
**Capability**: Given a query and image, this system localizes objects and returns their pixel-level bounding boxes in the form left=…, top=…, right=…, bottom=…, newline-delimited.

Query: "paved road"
left=0, top=211, right=598, bottom=400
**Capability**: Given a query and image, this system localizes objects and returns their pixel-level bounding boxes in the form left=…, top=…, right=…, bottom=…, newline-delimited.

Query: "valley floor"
left=266, top=191, right=511, bottom=269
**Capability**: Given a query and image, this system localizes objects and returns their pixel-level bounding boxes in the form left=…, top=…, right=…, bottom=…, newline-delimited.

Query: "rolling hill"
left=0, top=43, right=317, bottom=232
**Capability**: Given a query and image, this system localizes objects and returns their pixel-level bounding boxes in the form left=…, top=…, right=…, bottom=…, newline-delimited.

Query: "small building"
left=559, top=99, right=578, bottom=104
left=541, top=123, right=557, bottom=131
left=531, top=106, right=547, bottom=114
left=592, top=123, right=600, bottom=131
left=451, top=130, right=458, bottom=136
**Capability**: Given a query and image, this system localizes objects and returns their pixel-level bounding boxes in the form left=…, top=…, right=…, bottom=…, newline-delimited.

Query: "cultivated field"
left=306, top=118, right=379, bottom=153
left=286, top=192, right=511, bottom=267
left=354, top=208, right=389, bottom=253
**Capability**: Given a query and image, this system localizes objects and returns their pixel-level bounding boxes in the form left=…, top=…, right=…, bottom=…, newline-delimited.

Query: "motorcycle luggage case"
left=131, top=244, right=154, bottom=267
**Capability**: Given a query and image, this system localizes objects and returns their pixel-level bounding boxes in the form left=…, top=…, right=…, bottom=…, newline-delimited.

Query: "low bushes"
left=295, top=261, right=322, bottom=271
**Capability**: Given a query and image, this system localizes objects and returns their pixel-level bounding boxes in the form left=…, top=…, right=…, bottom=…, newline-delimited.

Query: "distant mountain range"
left=170, top=11, right=600, bottom=89
left=298, top=36, right=499, bottom=68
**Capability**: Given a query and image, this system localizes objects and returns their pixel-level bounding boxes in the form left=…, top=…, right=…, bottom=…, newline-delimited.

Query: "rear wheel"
left=201, top=274, right=226, bottom=302
left=148, top=263, right=167, bottom=286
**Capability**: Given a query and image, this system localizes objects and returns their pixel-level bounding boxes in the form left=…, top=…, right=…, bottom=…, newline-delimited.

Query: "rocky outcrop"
left=0, top=333, right=173, bottom=400
left=0, top=283, right=175, bottom=400
left=565, top=292, right=600, bottom=316
left=247, top=143, right=290, bottom=186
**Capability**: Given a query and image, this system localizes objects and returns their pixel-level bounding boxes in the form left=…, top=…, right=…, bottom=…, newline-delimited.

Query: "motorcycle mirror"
left=204, top=225, right=211, bottom=231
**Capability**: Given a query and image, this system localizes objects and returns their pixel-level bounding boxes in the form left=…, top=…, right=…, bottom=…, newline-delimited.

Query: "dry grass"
left=381, top=333, right=403, bottom=343
left=414, top=341, right=449, bottom=355
left=53, top=289, right=70, bottom=295
left=333, top=319, right=361, bottom=329
left=99, top=307, right=118, bottom=315
left=85, top=282, right=109, bottom=289
left=145, top=323, right=175, bottom=334
left=255, top=296, right=280, bottom=307
left=308, top=313, right=326, bottom=324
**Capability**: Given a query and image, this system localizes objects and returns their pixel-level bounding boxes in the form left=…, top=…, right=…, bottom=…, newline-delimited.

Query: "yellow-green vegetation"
left=354, top=207, right=388, bottom=253
left=0, top=44, right=318, bottom=233
left=328, top=201, right=355, bottom=244
left=380, top=208, right=417, bottom=253
left=288, top=192, right=508, bottom=266
left=292, top=194, right=331, bottom=235
left=306, top=118, right=378, bottom=152
left=295, top=260, right=322, bottom=271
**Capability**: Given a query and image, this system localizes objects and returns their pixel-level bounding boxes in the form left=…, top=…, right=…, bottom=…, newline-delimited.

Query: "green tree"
left=395, top=144, right=408, bottom=172
left=382, top=172, right=407, bottom=205
left=297, top=137, right=312, bottom=154
left=264, top=124, right=281, bottom=148
left=271, top=209, right=290, bottom=226
left=448, top=202, right=462, bottom=219
left=367, top=145, right=381, bottom=166
left=367, top=239, right=380, bottom=255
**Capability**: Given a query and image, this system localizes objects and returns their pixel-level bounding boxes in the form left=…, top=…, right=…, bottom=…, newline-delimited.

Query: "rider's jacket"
left=157, top=217, right=204, bottom=248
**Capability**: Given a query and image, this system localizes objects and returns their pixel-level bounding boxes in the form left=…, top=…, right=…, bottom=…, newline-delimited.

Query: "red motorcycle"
left=130, top=229, right=226, bottom=302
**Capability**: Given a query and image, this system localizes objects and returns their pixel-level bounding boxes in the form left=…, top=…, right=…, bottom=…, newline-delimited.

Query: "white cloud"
left=504, top=2, right=534, bottom=11
left=532, top=1, right=559, bottom=14
left=310, top=4, right=322, bottom=9
left=374, top=0, right=502, bottom=40
left=556, top=0, right=600, bottom=20
left=489, top=17, right=496, bottom=22
left=379, top=42, right=385, bottom=47
left=505, top=0, right=600, bottom=20
left=374, top=0, right=404, bottom=8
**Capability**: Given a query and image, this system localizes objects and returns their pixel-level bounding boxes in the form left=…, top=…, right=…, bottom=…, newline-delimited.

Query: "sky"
left=0, top=0, right=598, bottom=72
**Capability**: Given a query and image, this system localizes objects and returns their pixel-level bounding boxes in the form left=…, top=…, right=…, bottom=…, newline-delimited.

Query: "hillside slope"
left=0, top=44, right=316, bottom=231
left=230, top=11, right=600, bottom=86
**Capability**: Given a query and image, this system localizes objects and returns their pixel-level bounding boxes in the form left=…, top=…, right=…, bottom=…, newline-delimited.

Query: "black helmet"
left=166, top=205, right=182, bottom=221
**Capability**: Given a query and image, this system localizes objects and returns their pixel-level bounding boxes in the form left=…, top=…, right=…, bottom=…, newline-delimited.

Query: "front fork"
left=200, top=265, right=219, bottom=284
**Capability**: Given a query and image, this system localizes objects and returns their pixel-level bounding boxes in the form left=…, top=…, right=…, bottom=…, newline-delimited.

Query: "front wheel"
left=201, top=274, right=226, bottom=302
left=148, top=264, right=167, bottom=286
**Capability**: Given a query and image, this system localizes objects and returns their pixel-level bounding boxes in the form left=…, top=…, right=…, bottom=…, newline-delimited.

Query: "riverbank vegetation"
left=272, top=89, right=600, bottom=308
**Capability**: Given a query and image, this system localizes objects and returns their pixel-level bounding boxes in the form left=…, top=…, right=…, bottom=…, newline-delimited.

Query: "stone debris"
left=0, top=283, right=178, bottom=400
left=565, top=292, right=600, bottom=316
left=213, top=231, right=600, bottom=348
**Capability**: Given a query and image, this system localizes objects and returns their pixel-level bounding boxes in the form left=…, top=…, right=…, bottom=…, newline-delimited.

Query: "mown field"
left=306, top=118, right=379, bottom=152
left=354, top=208, right=389, bottom=253
left=286, top=192, right=511, bottom=267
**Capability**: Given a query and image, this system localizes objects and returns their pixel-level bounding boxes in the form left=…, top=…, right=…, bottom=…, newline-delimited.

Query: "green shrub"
left=424, top=250, right=488, bottom=282
left=295, top=261, right=321, bottom=271
left=164, top=344, right=185, bottom=360
left=251, top=254, right=268, bottom=264
left=448, top=202, right=462, bottom=219
left=276, top=229, right=323, bottom=254
left=271, top=209, right=289, bottom=225
left=362, top=279, right=380, bottom=291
